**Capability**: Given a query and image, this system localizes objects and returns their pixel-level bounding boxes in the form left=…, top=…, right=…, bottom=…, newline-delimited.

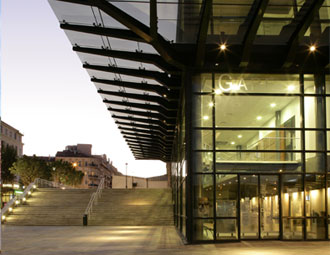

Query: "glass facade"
left=172, top=73, right=330, bottom=242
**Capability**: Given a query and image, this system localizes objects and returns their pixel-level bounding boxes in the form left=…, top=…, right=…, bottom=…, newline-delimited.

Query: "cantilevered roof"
left=49, top=0, right=330, bottom=162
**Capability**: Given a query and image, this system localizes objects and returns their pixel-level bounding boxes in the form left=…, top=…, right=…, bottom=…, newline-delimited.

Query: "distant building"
left=1, top=121, right=24, bottom=156
left=55, top=144, right=119, bottom=188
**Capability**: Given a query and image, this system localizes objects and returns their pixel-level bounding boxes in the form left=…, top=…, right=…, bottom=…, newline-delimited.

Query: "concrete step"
left=88, top=188, right=174, bottom=226
left=4, top=188, right=92, bottom=226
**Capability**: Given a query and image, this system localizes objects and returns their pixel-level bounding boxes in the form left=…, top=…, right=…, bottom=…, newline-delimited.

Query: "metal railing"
left=1, top=180, right=38, bottom=222
left=1, top=178, right=76, bottom=223
left=83, top=177, right=105, bottom=226
left=35, top=178, right=75, bottom=189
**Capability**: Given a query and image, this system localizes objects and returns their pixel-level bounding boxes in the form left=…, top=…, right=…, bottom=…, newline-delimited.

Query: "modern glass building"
left=49, top=0, right=330, bottom=243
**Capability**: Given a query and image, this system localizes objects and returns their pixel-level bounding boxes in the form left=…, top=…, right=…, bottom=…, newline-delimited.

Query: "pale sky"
left=1, top=0, right=166, bottom=177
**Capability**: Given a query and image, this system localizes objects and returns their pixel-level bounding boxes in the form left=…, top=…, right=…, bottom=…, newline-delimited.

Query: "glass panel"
left=208, top=4, right=250, bottom=37
left=327, top=97, right=330, bottom=128
left=193, top=219, right=214, bottom=241
left=197, top=73, right=213, bottom=93
left=193, top=95, right=213, bottom=127
left=214, top=74, right=300, bottom=94
left=194, top=175, right=214, bottom=217
left=216, top=219, right=238, bottom=240
left=112, top=1, right=149, bottom=26
left=304, top=74, right=325, bottom=94
left=240, top=175, right=259, bottom=239
left=327, top=174, right=330, bottom=217
left=257, top=20, right=291, bottom=36
left=306, top=153, right=326, bottom=173
left=175, top=3, right=201, bottom=43
left=305, top=97, right=325, bottom=129
left=216, top=174, right=237, bottom=217
left=193, top=130, right=213, bottom=150
left=215, top=96, right=301, bottom=128
left=306, top=218, right=326, bottom=240
left=216, top=152, right=302, bottom=173
left=260, top=175, right=280, bottom=239
left=305, top=131, right=325, bottom=151
left=157, top=2, right=178, bottom=42
left=305, top=175, right=326, bottom=217
left=193, top=152, right=213, bottom=173
left=326, top=76, right=330, bottom=94
left=182, top=179, right=186, bottom=218
left=282, top=175, right=304, bottom=217
left=216, top=130, right=301, bottom=150
left=283, top=218, right=304, bottom=240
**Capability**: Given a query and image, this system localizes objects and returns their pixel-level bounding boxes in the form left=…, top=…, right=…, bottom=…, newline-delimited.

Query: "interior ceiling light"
left=215, top=89, right=222, bottom=95
left=209, top=102, right=214, bottom=107
left=220, top=44, right=226, bottom=51
left=203, top=116, right=209, bottom=120
left=257, top=116, right=262, bottom=120
left=238, top=135, right=242, bottom=138
left=287, top=85, right=295, bottom=92
left=309, top=45, right=316, bottom=52
left=231, top=141, right=235, bottom=145
left=270, top=103, right=276, bottom=108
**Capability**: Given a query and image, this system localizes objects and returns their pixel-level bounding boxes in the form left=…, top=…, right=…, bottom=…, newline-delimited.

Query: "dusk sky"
left=1, top=0, right=166, bottom=177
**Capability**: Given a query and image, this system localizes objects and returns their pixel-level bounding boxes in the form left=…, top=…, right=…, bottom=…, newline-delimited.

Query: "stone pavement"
left=1, top=226, right=329, bottom=255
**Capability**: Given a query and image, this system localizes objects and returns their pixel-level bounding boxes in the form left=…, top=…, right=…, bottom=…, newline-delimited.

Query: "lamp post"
left=125, top=163, right=128, bottom=189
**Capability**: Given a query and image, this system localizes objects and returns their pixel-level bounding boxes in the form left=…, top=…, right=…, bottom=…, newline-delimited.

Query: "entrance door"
left=260, top=175, right=280, bottom=239
left=240, top=174, right=279, bottom=240
left=240, top=175, right=259, bottom=239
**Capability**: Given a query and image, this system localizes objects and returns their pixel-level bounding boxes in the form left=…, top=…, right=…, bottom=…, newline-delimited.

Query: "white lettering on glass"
left=218, top=74, right=248, bottom=92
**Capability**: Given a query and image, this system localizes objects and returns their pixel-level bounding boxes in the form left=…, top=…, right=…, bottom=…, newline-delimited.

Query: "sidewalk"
left=2, top=226, right=329, bottom=255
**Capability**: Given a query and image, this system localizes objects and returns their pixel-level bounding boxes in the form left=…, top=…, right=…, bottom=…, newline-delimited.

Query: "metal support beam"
left=74, top=46, right=179, bottom=73
left=83, top=63, right=180, bottom=87
left=238, top=0, right=270, bottom=67
left=60, top=23, right=143, bottom=42
left=118, top=126, right=174, bottom=137
left=103, top=99, right=177, bottom=116
left=112, top=115, right=174, bottom=127
left=115, top=121, right=174, bottom=133
left=121, top=131, right=171, bottom=141
left=98, top=89, right=177, bottom=109
left=92, top=78, right=169, bottom=96
left=195, top=0, right=212, bottom=67
left=150, top=0, right=157, bottom=38
left=127, top=142, right=171, bottom=153
left=108, top=107, right=176, bottom=122
left=127, top=143, right=171, bottom=155
left=129, top=145, right=170, bottom=154
left=56, top=0, right=184, bottom=69
left=124, top=136, right=171, bottom=147
left=281, top=0, right=325, bottom=68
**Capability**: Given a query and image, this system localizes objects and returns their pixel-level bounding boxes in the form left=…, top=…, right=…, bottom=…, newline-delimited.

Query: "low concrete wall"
left=112, top=175, right=168, bottom=189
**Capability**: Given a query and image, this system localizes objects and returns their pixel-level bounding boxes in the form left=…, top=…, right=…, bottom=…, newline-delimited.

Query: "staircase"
left=88, top=189, right=174, bottom=226
left=4, top=188, right=94, bottom=226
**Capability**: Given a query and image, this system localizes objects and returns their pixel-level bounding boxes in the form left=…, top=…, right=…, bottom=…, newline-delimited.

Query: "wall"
left=112, top=175, right=169, bottom=189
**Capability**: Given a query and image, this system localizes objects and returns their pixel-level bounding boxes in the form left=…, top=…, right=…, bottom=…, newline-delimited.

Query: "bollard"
left=83, top=214, right=88, bottom=226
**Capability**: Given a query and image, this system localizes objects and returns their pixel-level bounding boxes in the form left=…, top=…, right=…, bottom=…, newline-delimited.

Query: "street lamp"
left=125, top=163, right=128, bottom=189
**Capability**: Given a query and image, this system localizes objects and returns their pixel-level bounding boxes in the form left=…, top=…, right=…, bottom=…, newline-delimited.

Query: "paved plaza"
left=1, top=226, right=330, bottom=255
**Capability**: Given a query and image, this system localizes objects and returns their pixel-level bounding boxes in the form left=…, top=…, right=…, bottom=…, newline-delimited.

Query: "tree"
left=50, top=160, right=84, bottom=187
left=9, top=155, right=52, bottom=186
left=1, top=145, right=18, bottom=184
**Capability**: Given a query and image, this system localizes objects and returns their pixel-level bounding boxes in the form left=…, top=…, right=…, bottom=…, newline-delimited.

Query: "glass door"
left=260, top=175, right=280, bottom=239
left=240, top=175, right=259, bottom=239
left=240, top=174, right=280, bottom=240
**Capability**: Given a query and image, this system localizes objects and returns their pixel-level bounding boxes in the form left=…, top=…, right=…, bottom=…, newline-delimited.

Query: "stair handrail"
left=34, top=178, right=75, bottom=189
left=1, top=179, right=37, bottom=222
left=1, top=178, right=76, bottom=222
left=83, top=177, right=105, bottom=225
